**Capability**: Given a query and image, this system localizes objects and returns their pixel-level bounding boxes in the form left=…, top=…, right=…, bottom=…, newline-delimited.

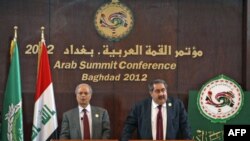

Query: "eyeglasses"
left=153, top=88, right=166, bottom=94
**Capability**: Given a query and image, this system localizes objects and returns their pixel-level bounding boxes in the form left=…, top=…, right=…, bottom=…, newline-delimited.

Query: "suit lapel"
left=91, top=106, right=97, bottom=138
left=166, top=98, right=173, bottom=139
left=146, top=98, right=153, bottom=138
left=74, top=108, right=82, bottom=139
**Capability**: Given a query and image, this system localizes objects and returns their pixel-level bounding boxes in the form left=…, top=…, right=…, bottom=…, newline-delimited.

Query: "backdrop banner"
left=188, top=91, right=250, bottom=141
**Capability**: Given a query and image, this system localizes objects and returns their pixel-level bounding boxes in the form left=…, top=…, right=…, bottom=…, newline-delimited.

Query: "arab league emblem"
left=197, top=74, right=244, bottom=123
left=94, top=0, right=134, bottom=41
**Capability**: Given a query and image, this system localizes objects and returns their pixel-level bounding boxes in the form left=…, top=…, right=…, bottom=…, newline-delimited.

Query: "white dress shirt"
left=151, top=100, right=167, bottom=140
left=78, top=105, right=92, bottom=139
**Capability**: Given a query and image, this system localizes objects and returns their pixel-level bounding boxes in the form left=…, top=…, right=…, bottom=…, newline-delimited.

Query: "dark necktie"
left=83, top=109, right=90, bottom=139
left=156, top=105, right=163, bottom=140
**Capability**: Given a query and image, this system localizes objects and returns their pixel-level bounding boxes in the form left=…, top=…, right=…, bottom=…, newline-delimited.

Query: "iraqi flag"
left=31, top=39, right=58, bottom=141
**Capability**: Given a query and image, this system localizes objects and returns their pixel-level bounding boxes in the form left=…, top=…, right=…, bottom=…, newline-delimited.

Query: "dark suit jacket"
left=60, top=106, right=111, bottom=139
left=121, top=97, right=192, bottom=141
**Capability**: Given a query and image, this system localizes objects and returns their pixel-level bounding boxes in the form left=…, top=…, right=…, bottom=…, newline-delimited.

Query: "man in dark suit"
left=121, top=79, right=192, bottom=141
left=60, top=83, right=111, bottom=139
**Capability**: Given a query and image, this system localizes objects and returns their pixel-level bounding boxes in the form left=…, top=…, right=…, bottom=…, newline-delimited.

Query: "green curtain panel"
left=188, top=91, right=250, bottom=141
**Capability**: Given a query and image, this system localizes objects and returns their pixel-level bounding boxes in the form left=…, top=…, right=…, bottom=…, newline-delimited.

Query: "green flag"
left=1, top=39, right=24, bottom=141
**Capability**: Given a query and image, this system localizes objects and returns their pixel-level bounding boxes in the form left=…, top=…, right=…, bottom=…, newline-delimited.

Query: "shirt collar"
left=152, top=99, right=166, bottom=109
left=78, top=104, right=91, bottom=113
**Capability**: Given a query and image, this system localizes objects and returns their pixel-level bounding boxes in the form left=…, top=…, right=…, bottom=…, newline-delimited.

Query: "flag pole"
left=37, top=26, right=45, bottom=74
left=10, top=26, right=18, bottom=59
left=41, top=26, right=45, bottom=42
left=14, top=26, right=18, bottom=41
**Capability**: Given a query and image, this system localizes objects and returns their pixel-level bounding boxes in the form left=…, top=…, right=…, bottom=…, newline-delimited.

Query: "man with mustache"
left=60, top=83, right=111, bottom=139
left=121, top=79, right=192, bottom=140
